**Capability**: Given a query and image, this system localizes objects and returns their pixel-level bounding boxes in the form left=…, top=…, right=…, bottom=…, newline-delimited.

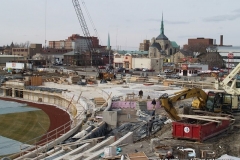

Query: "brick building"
left=188, top=38, right=213, bottom=46
left=63, top=51, right=113, bottom=66
left=48, top=34, right=99, bottom=51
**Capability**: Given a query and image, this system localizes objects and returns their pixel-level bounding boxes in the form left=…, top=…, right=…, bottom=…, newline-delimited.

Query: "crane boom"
left=219, top=63, right=240, bottom=95
left=72, top=0, right=94, bottom=66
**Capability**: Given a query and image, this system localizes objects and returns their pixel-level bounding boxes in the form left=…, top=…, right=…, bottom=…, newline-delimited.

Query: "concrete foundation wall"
left=103, top=111, right=117, bottom=127
left=22, top=90, right=77, bottom=117
left=111, top=100, right=161, bottom=109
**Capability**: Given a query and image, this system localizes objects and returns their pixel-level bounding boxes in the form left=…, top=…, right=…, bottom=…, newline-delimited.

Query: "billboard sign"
left=182, top=64, right=188, bottom=70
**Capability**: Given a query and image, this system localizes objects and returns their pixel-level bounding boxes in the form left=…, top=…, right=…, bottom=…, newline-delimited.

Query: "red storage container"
left=172, top=118, right=231, bottom=142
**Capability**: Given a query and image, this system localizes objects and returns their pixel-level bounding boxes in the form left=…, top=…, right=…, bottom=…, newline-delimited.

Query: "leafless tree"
left=185, top=43, right=209, bottom=54
left=14, top=41, right=31, bottom=48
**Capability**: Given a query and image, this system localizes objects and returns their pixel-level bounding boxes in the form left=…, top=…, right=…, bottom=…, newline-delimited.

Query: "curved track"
left=0, top=97, right=71, bottom=145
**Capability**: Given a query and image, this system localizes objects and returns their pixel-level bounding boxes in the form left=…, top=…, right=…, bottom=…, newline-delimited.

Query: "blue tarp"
left=0, top=100, right=40, bottom=115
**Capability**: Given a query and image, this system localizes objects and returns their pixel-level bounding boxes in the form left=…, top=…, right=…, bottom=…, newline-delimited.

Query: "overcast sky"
left=1, top=0, right=240, bottom=50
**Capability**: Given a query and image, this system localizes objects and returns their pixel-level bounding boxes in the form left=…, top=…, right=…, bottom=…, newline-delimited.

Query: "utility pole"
left=107, top=33, right=111, bottom=66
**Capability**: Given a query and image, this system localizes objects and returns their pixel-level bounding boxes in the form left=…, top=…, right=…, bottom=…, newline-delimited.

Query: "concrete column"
left=12, top=88, right=15, bottom=98
left=3, top=89, right=6, bottom=96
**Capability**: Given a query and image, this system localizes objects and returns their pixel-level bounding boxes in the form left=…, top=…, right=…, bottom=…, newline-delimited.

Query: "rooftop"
left=150, top=42, right=162, bottom=51
left=216, top=46, right=240, bottom=53
left=114, top=50, right=148, bottom=55
left=0, top=55, right=24, bottom=58
left=170, top=41, right=179, bottom=48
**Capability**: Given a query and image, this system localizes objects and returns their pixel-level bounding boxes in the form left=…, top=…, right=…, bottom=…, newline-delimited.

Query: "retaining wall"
left=111, top=100, right=161, bottom=110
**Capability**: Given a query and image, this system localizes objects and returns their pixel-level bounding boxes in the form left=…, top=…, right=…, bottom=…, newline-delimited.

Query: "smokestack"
left=220, top=35, right=223, bottom=46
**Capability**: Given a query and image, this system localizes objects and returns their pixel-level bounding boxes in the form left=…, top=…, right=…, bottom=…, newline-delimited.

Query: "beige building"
left=148, top=15, right=180, bottom=62
left=170, top=50, right=193, bottom=63
left=139, top=40, right=150, bottom=51
left=11, top=44, right=42, bottom=59
left=12, top=48, right=29, bottom=57
left=113, top=53, right=163, bottom=71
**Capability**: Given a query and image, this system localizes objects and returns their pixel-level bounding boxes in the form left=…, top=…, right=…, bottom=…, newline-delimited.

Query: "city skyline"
left=1, top=0, right=240, bottom=50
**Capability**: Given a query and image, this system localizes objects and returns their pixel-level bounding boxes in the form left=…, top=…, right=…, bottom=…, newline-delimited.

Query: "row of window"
left=13, top=49, right=28, bottom=52
left=179, top=70, right=198, bottom=74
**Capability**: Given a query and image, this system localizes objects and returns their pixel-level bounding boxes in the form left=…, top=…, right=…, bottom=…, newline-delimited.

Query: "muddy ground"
left=119, top=104, right=240, bottom=158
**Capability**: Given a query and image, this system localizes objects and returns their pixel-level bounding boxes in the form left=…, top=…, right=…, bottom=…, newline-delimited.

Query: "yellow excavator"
left=159, top=88, right=233, bottom=120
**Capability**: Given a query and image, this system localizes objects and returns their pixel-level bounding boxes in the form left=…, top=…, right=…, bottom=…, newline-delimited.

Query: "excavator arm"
left=159, top=88, right=208, bottom=121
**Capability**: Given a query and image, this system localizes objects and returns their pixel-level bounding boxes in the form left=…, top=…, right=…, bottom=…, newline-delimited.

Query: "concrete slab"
left=54, top=143, right=91, bottom=160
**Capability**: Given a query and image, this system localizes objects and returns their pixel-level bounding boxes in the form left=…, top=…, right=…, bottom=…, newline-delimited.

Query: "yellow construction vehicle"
left=159, top=88, right=233, bottom=120
left=214, top=63, right=240, bottom=111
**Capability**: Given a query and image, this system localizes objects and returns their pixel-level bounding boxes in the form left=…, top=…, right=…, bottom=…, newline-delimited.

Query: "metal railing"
left=5, top=92, right=83, bottom=159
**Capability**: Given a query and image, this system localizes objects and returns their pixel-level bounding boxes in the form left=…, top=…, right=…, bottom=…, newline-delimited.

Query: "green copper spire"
left=107, top=33, right=111, bottom=50
left=161, top=13, right=164, bottom=34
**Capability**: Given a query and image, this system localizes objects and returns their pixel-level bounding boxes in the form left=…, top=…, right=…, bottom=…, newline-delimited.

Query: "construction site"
left=0, top=64, right=240, bottom=160
left=0, top=0, right=240, bottom=159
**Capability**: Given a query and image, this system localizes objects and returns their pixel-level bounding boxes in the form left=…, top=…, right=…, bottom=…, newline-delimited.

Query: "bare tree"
left=14, top=41, right=31, bottom=48
left=185, top=43, right=209, bottom=54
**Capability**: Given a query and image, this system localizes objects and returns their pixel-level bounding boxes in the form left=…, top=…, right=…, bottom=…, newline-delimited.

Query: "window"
left=165, top=44, right=168, bottom=49
left=223, top=95, right=231, bottom=103
left=236, top=82, right=240, bottom=88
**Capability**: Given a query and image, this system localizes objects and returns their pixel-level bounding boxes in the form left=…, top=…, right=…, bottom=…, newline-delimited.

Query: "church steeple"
left=160, top=13, right=164, bottom=34
left=156, top=13, right=168, bottom=40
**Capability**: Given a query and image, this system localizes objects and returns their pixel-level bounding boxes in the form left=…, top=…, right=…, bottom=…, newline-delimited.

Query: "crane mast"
left=72, top=0, right=94, bottom=66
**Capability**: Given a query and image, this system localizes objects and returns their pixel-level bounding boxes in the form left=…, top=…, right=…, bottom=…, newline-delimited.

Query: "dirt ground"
left=119, top=106, right=240, bottom=159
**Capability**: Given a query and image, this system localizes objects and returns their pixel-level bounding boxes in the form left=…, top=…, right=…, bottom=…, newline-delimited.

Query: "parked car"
left=134, top=68, right=142, bottom=71
left=98, top=66, right=106, bottom=69
left=142, top=68, right=149, bottom=72
left=148, top=69, right=155, bottom=72
left=164, top=69, right=173, bottom=73
left=157, top=73, right=167, bottom=78
left=167, top=74, right=181, bottom=79
left=117, top=67, right=125, bottom=72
